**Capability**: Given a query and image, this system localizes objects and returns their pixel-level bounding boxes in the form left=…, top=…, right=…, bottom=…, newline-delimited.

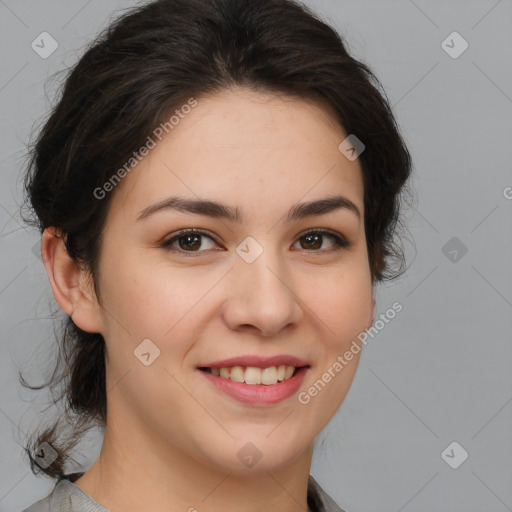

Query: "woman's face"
left=90, top=87, right=374, bottom=474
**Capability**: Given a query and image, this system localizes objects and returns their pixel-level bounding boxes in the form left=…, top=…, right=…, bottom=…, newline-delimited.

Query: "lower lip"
left=198, top=367, right=309, bottom=405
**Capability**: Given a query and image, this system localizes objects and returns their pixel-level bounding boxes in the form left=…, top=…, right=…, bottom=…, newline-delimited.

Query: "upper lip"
left=198, top=355, right=310, bottom=369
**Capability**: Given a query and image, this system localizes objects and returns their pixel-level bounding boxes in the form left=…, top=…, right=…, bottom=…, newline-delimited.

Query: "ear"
left=365, top=297, right=376, bottom=330
left=41, top=227, right=104, bottom=333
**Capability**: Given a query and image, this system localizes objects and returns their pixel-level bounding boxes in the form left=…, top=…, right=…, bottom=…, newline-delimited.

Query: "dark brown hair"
left=21, top=0, right=412, bottom=479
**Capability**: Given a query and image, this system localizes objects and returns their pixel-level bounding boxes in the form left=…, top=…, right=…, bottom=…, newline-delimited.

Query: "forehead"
left=107, top=87, right=364, bottom=221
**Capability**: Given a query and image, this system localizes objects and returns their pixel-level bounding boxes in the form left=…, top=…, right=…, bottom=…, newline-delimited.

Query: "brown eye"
left=161, top=229, right=218, bottom=254
left=177, top=234, right=202, bottom=251
left=294, top=230, right=349, bottom=252
left=160, top=228, right=350, bottom=257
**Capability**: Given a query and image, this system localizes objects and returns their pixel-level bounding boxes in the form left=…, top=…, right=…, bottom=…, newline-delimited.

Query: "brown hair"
left=21, top=0, right=412, bottom=478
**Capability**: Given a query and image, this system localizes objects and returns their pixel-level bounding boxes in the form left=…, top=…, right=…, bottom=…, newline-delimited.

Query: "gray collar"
left=24, top=473, right=346, bottom=512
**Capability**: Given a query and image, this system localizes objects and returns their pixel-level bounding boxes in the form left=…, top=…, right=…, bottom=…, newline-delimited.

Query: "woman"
left=21, top=0, right=412, bottom=510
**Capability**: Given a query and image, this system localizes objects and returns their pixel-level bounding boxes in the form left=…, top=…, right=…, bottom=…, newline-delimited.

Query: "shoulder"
left=22, top=477, right=108, bottom=512
left=308, top=475, right=347, bottom=512
left=22, top=479, right=69, bottom=512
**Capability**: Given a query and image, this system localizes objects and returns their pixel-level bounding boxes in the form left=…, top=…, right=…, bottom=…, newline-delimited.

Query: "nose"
left=221, top=243, right=303, bottom=338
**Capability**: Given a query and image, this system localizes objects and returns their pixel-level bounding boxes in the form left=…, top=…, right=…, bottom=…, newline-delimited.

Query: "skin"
left=42, top=86, right=375, bottom=512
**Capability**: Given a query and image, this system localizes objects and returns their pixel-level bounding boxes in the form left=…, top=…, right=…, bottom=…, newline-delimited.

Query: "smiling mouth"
left=198, top=365, right=307, bottom=386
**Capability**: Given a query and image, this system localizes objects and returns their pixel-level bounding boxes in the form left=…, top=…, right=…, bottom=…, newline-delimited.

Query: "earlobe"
left=41, top=227, right=103, bottom=333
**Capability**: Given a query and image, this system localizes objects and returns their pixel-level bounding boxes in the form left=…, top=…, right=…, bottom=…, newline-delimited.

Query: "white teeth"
left=209, top=365, right=297, bottom=385
left=261, top=366, right=277, bottom=385
left=245, top=367, right=262, bottom=385
left=229, top=366, right=245, bottom=382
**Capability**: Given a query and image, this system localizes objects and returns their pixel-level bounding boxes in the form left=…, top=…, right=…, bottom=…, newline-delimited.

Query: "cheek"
left=297, top=264, right=372, bottom=345
left=296, top=269, right=371, bottom=426
left=100, top=251, right=213, bottom=339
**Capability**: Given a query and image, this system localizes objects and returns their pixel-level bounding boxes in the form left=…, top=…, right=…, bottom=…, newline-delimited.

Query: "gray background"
left=1, top=1, right=511, bottom=511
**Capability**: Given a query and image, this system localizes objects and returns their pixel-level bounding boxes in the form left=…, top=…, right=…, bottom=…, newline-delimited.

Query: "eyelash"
left=159, top=228, right=351, bottom=256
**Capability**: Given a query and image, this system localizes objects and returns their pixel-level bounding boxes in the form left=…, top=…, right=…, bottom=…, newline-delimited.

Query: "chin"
left=196, top=431, right=310, bottom=474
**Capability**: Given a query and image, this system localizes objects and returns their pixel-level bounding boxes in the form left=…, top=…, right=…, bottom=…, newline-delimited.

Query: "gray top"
left=22, top=473, right=345, bottom=512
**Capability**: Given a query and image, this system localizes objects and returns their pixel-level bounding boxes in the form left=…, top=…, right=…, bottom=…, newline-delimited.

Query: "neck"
left=73, top=424, right=314, bottom=512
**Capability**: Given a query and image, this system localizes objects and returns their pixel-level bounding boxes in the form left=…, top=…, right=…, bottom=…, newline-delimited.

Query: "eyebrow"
left=136, top=195, right=361, bottom=222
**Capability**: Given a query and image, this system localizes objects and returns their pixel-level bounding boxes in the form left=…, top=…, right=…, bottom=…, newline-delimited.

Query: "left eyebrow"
left=136, top=195, right=361, bottom=222
left=287, top=196, right=361, bottom=221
